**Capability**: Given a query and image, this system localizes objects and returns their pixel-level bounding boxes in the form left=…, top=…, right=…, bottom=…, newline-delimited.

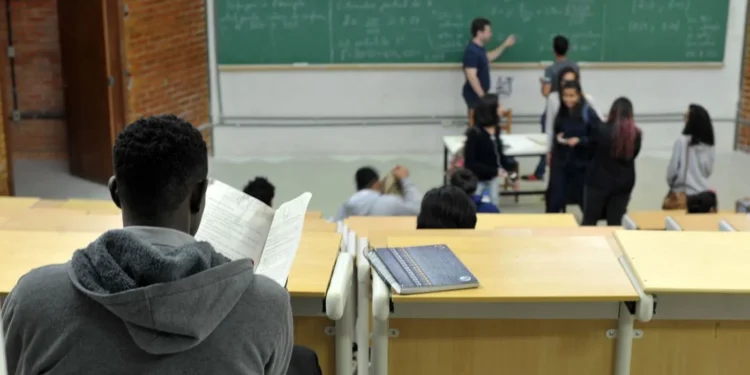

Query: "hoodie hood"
left=342, top=189, right=381, bottom=217
left=68, top=227, right=254, bottom=355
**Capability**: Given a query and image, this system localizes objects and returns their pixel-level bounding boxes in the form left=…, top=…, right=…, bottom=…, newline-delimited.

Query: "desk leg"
left=372, top=275, right=391, bottom=375
left=443, top=145, right=449, bottom=185
left=356, top=237, right=371, bottom=375
left=336, top=281, right=355, bottom=375
left=614, top=303, right=635, bottom=375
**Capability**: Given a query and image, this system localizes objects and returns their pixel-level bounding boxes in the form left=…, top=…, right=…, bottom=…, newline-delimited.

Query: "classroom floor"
left=13, top=145, right=750, bottom=219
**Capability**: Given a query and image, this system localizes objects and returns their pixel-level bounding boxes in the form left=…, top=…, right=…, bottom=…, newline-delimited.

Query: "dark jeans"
left=532, top=111, right=547, bottom=177
left=546, top=163, right=585, bottom=213
left=287, top=346, right=323, bottom=375
left=581, top=186, right=631, bottom=226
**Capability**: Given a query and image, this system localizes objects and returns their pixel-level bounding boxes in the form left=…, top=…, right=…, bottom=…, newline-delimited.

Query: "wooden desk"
left=0, top=231, right=100, bottom=295
left=305, top=211, right=323, bottom=219
left=616, top=230, right=750, bottom=374
left=0, top=209, right=122, bottom=232
left=347, top=214, right=579, bottom=238
left=667, top=213, right=736, bottom=231
left=287, top=231, right=342, bottom=375
left=720, top=214, right=750, bottom=231
left=624, top=210, right=681, bottom=230
left=0, top=197, right=40, bottom=212
left=303, top=219, right=337, bottom=232
left=58, top=199, right=120, bottom=214
left=374, top=234, right=636, bottom=375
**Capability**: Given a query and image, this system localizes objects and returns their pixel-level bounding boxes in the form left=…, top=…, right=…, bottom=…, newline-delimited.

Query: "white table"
left=443, top=134, right=548, bottom=197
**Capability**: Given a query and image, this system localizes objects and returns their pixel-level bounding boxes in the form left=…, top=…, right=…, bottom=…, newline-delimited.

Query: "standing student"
left=334, top=165, right=421, bottom=220
left=582, top=97, right=642, bottom=226
left=417, top=186, right=478, bottom=229
left=463, top=94, right=518, bottom=208
left=524, top=35, right=580, bottom=181
left=546, top=81, right=601, bottom=213
left=243, top=176, right=275, bottom=207
left=462, top=17, right=516, bottom=122
left=664, top=104, right=715, bottom=208
left=449, top=167, right=501, bottom=213
left=1, top=115, right=294, bottom=374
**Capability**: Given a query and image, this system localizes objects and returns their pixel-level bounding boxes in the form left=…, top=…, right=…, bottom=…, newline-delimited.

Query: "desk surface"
left=286, top=232, right=342, bottom=297
left=347, top=214, right=579, bottom=237
left=443, top=134, right=547, bottom=157
left=303, top=219, right=337, bottom=232
left=670, top=214, right=744, bottom=231
left=0, top=209, right=122, bottom=232
left=0, top=231, right=101, bottom=294
left=59, top=199, right=121, bottom=214
left=626, top=210, right=682, bottom=230
left=0, top=197, right=40, bottom=211
left=385, top=235, right=637, bottom=303
left=616, top=230, right=750, bottom=294
left=721, top=214, right=750, bottom=231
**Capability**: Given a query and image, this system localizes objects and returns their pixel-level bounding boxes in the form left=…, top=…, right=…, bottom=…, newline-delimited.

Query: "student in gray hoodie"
left=666, top=104, right=715, bottom=196
left=335, top=165, right=421, bottom=220
left=2, top=115, right=293, bottom=375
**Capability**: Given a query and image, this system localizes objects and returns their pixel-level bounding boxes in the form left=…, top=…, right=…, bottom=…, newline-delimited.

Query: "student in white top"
left=543, top=67, right=602, bottom=167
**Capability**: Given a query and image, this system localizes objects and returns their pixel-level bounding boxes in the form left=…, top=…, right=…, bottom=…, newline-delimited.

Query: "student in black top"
left=581, top=97, right=642, bottom=225
left=546, top=81, right=600, bottom=213
left=243, top=177, right=275, bottom=207
left=417, top=186, right=477, bottom=229
left=463, top=94, right=518, bottom=207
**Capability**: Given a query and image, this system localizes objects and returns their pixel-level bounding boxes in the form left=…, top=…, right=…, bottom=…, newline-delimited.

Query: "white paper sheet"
left=257, top=192, right=312, bottom=286
left=195, top=180, right=275, bottom=263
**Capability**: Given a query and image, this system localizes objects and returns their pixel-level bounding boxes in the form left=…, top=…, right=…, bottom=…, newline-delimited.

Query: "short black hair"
left=243, top=177, right=275, bottom=207
left=449, top=168, right=479, bottom=196
left=683, top=104, right=715, bottom=146
left=472, top=94, right=500, bottom=128
left=113, top=115, right=208, bottom=217
left=687, top=191, right=718, bottom=213
left=417, top=186, right=477, bottom=229
left=553, top=35, right=569, bottom=56
left=470, top=18, right=491, bottom=37
left=355, top=167, right=379, bottom=190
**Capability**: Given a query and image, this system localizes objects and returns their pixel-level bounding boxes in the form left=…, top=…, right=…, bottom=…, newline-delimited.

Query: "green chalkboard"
left=215, top=0, right=729, bottom=65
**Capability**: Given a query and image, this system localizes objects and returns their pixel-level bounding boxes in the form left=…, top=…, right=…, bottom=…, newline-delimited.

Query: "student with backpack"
left=463, top=94, right=518, bottom=208
left=546, top=81, right=601, bottom=213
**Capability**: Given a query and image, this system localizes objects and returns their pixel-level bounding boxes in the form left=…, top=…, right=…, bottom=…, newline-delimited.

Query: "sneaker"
left=521, top=174, right=544, bottom=181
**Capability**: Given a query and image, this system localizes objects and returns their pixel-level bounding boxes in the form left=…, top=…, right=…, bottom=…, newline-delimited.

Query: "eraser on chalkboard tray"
left=292, top=62, right=309, bottom=67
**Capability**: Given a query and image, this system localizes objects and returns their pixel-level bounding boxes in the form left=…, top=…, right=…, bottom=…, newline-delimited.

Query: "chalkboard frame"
left=218, top=62, right=724, bottom=71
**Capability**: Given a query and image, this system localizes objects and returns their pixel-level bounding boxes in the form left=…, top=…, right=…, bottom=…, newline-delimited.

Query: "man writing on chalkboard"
left=462, top=17, right=516, bottom=126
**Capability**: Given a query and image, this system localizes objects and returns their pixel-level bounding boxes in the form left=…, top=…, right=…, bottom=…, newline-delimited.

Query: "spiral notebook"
left=367, top=244, right=479, bottom=295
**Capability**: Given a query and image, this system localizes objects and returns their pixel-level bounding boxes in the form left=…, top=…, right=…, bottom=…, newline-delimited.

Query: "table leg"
left=614, top=302, right=635, bottom=375
left=372, top=274, right=391, bottom=375
left=356, top=237, right=371, bottom=375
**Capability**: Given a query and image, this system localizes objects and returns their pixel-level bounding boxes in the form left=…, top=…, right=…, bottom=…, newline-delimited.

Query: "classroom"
left=2, top=0, right=750, bottom=374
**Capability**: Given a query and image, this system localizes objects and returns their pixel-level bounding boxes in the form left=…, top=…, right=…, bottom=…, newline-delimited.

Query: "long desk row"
left=4, top=197, right=750, bottom=374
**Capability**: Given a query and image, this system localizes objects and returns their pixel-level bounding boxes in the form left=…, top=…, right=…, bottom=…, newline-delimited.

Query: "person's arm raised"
left=487, top=34, right=516, bottom=61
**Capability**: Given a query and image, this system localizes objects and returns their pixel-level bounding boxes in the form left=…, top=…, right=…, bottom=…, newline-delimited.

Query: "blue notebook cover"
left=367, top=244, right=479, bottom=295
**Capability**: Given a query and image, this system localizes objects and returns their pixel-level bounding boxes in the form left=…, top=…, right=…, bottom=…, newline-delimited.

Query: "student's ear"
left=190, top=179, right=209, bottom=214
left=108, top=176, right=121, bottom=208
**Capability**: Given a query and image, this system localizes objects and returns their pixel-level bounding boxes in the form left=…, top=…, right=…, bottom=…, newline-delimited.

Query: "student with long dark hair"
left=582, top=97, right=642, bottom=225
left=463, top=94, right=518, bottom=207
left=546, top=80, right=600, bottom=213
left=664, top=104, right=715, bottom=209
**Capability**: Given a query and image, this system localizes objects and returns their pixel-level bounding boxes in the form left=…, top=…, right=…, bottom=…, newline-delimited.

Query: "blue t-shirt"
left=462, top=42, right=490, bottom=107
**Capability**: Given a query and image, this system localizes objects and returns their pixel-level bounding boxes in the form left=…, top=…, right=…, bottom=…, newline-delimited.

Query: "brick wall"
left=0, top=0, right=210, bottom=162
left=0, top=0, right=67, bottom=159
left=123, top=0, right=209, bottom=128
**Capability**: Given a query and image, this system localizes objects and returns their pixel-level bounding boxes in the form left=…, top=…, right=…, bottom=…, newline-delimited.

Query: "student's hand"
left=393, top=165, right=409, bottom=180
left=502, top=34, right=516, bottom=48
left=556, top=133, right=566, bottom=145
left=567, top=137, right=580, bottom=147
left=498, top=168, right=508, bottom=178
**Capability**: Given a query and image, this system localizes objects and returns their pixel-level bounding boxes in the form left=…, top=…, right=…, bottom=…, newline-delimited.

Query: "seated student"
left=335, top=165, right=421, bottom=220
left=463, top=94, right=518, bottom=208
left=2, top=115, right=294, bottom=375
left=243, top=176, right=275, bottom=207
left=582, top=97, right=642, bottom=226
left=450, top=167, right=500, bottom=213
left=416, top=186, right=478, bottom=229
left=546, top=80, right=601, bottom=213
